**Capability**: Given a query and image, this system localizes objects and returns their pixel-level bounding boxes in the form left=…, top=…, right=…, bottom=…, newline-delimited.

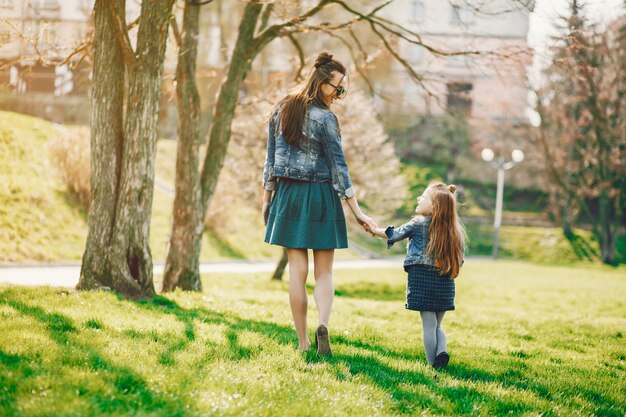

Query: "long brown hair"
left=276, top=52, right=346, bottom=144
left=425, top=183, right=466, bottom=278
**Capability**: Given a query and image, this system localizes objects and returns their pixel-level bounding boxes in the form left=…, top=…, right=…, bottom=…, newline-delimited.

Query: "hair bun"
left=448, top=184, right=457, bottom=193
left=314, top=52, right=333, bottom=68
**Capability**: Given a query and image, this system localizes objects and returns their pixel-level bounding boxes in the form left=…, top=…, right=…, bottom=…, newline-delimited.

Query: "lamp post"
left=481, top=148, right=524, bottom=259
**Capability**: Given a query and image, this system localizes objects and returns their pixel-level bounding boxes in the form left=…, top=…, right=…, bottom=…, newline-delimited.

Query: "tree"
left=77, top=0, right=175, bottom=298
left=535, top=1, right=626, bottom=264
left=162, top=1, right=205, bottom=292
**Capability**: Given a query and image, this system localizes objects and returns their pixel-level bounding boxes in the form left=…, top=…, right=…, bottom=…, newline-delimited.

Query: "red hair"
left=426, top=183, right=466, bottom=278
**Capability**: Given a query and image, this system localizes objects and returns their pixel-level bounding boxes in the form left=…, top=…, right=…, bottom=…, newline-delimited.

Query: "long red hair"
left=426, top=183, right=466, bottom=278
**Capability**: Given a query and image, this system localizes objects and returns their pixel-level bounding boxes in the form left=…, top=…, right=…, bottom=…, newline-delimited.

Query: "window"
left=0, top=0, right=13, bottom=9
left=411, top=1, right=425, bottom=23
left=446, top=82, right=473, bottom=116
left=451, top=5, right=474, bottom=25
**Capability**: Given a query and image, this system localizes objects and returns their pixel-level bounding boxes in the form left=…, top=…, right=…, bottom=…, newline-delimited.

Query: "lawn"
left=1, top=260, right=625, bottom=416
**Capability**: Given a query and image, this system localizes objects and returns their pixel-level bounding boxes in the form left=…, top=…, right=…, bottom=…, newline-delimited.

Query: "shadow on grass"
left=56, top=190, right=89, bottom=223
left=204, top=230, right=245, bottom=259
left=0, top=293, right=190, bottom=417
left=0, top=290, right=622, bottom=416
left=334, top=281, right=405, bottom=301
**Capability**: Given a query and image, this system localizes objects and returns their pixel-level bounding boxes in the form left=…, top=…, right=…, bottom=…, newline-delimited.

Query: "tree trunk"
left=78, top=0, right=174, bottom=299
left=163, top=2, right=264, bottom=290
left=598, top=191, right=616, bottom=265
left=272, top=248, right=289, bottom=281
left=163, top=2, right=204, bottom=292
left=78, top=0, right=125, bottom=292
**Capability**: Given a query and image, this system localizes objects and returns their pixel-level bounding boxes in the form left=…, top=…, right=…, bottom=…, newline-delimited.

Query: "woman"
left=262, top=52, right=377, bottom=356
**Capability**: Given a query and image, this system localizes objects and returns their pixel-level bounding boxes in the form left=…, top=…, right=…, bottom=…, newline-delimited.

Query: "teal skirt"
left=264, top=178, right=348, bottom=250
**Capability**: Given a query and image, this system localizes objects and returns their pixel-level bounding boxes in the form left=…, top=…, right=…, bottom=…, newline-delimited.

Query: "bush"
left=48, top=126, right=91, bottom=209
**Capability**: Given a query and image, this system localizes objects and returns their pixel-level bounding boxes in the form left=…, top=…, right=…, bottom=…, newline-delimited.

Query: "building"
left=373, top=0, right=533, bottom=131
left=0, top=0, right=98, bottom=94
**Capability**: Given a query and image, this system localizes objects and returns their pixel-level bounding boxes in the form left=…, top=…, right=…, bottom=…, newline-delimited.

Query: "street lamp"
left=481, top=148, right=524, bottom=259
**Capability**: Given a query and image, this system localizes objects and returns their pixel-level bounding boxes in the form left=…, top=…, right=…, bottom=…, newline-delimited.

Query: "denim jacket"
left=262, top=103, right=355, bottom=199
left=386, top=215, right=465, bottom=271
left=385, top=215, right=435, bottom=270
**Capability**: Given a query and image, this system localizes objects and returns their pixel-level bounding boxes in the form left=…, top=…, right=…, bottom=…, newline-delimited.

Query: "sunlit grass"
left=1, top=260, right=624, bottom=416
left=0, top=111, right=87, bottom=263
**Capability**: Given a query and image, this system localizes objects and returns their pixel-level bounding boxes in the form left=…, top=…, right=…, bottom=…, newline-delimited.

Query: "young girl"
left=369, top=182, right=466, bottom=368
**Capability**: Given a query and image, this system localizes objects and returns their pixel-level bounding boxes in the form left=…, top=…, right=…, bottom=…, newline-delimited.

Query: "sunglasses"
left=327, top=75, right=348, bottom=99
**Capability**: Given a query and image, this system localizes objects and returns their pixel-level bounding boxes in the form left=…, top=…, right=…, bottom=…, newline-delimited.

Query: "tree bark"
left=272, top=248, right=289, bottom=281
left=78, top=0, right=175, bottom=299
left=78, top=0, right=125, bottom=293
left=598, top=191, right=615, bottom=265
left=163, top=2, right=263, bottom=291
left=163, top=1, right=204, bottom=292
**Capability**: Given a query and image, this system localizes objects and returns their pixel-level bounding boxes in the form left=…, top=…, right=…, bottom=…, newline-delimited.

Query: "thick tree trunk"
left=272, top=248, right=289, bottom=281
left=78, top=0, right=125, bottom=293
left=164, top=2, right=263, bottom=290
left=78, top=0, right=174, bottom=299
left=163, top=2, right=204, bottom=292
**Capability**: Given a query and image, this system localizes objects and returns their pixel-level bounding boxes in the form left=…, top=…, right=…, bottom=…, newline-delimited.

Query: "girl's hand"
left=370, top=227, right=387, bottom=239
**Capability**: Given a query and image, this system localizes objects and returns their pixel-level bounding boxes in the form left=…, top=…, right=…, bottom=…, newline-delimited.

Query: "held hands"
left=356, top=213, right=386, bottom=239
left=356, top=212, right=377, bottom=234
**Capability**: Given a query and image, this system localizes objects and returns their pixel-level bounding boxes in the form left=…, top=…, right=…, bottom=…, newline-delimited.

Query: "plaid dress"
left=405, top=264, right=455, bottom=312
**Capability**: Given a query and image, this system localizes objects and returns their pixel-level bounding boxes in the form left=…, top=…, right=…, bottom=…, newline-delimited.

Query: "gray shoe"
left=315, top=325, right=332, bottom=357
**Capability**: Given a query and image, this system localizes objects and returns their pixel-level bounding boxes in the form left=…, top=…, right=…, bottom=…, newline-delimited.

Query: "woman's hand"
left=356, top=213, right=377, bottom=233
left=262, top=202, right=271, bottom=226
left=262, top=190, right=273, bottom=226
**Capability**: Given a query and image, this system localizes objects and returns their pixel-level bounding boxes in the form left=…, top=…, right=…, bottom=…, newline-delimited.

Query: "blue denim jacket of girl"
left=385, top=215, right=435, bottom=271
left=262, top=103, right=355, bottom=199
left=387, top=215, right=465, bottom=271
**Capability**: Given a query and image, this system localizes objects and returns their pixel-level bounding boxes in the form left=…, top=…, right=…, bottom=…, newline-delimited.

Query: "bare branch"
left=287, top=34, right=306, bottom=82
left=108, top=0, right=136, bottom=66
left=254, top=0, right=332, bottom=52
left=58, top=35, right=93, bottom=67
left=127, top=16, right=140, bottom=31
left=369, top=21, right=423, bottom=84
left=318, top=27, right=376, bottom=96
left=258, top=3, right=275, bottom=33
left=170, top=14, right=182, bottom=48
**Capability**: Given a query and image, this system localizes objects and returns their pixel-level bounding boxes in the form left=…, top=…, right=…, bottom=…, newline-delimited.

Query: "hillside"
left=0, top=112, right=283, bottom=264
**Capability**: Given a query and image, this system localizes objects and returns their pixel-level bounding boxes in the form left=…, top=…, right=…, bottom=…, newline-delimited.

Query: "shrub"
left=48, top=126, right=91, bottom=209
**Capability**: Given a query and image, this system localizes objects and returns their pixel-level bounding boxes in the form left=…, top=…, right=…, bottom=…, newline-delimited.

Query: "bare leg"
left=313, top=249, right=335, bottom=327
left=419, top=311, right=438, bottom=365
left=435, top=311, right=448, bottom=355
left=287, top=248, right=309, bottom=350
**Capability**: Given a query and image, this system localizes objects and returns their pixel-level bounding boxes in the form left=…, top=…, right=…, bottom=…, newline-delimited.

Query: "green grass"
left=0, top=113, right=283, bottom=263
left=1, top=260, right=625, bottom=416
left=0, top=111, right=87, bottom=263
